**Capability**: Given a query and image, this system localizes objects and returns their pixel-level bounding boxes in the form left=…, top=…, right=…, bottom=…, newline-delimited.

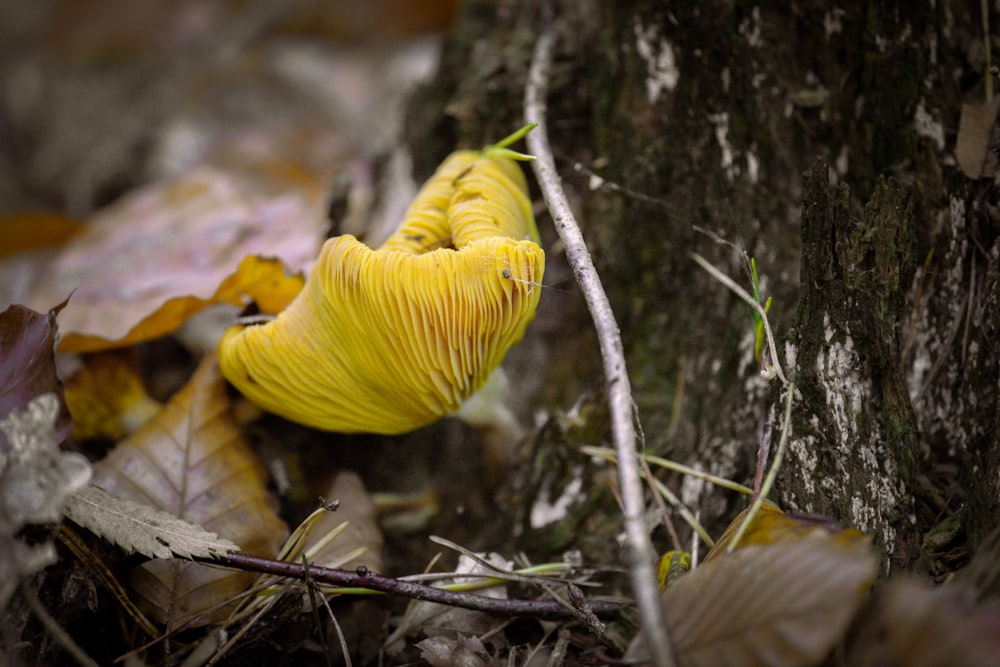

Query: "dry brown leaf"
left=417, top=635, right=491, bottom=667
left=956, top=96, right=1000, bottom=179
left=843, top=576, right=1000, bottom=667
left=304, top=471, right=383, bottom=575
left=628, top=532, right=875, bottom=667
left=27, top=167, right=317, bottom=353
left=91, top=355, right=287, bottom=627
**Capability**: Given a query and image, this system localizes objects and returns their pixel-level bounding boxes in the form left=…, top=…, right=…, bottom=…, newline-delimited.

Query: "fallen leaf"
left=0, top=300, right=71, bottom=451
left=389, top=553, right=513, bottom=651
left=843, top=576, right=1000, bottom=667
left=705, top=500, right=866, bottom=560
left=0, top=212, right=84, bottom=260
left=956, top=96, right=1000, bottom=179
left=0, top=394, right=92, bottom=608
left=27, top=167, right=317, bottom=353
left=91, top=355, right=288, bottom=627
left=63, top=350, right=161, bottom=442
left=0, top=213, right=85, bottom=308
left=304, top=471, right=384, bottom=575
left=64, top=485, right=240, bottom=560
left=417, top=634, right=491, bottom=667
left=627, top=531, right=876, bottom=667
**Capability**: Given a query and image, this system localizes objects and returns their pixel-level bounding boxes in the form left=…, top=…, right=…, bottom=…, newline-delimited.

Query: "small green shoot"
left=749, top=257, right=773, bottom=365
left=484, top=123, right=538, bottom=161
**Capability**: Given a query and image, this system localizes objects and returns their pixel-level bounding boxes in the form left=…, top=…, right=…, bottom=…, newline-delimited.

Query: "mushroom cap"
left=379, top=150, right=539, bottom=254
left=218, top=148, right=544, bottom=434
left=219, top=235, right=543, bottom=433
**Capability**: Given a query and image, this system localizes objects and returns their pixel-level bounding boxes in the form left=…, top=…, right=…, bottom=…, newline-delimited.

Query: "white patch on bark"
left=835, top=145, right=850, bottom=178
left=824, top=8, right=845, bottom=36
left=738, top=6, right=762, bottom=47
left=633, top=18, right=679, bottom=104
left=906, top=197, right=967, bottom=420
left=788, top=434, right=820, bottom=509
left=913, top=100, right=945, bottom=151
left=817, top=313, right=866, bottom=434
left=746, top=148, right=760, bottom=183
left=708, top=112, right=737, bottom=179
left=530, top=466, right=585, bottom=528
left=814, top=313, right=902, bottom=562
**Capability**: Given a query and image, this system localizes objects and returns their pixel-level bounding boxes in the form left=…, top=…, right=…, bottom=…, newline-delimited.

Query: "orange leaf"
left=91, top=355, right=288, bottom=628
left=705, top=501, right=867, bottom=561
left=0, top=213, right=84, bottom=260
left=63, top=350, right=161, bottom=442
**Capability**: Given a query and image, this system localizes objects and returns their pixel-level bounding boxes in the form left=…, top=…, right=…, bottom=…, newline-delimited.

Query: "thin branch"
left=690, top=252, right=789, bottom=385
left=524, top=12, right=675, bottom=667
left=197, top=552, right=628, bottom=620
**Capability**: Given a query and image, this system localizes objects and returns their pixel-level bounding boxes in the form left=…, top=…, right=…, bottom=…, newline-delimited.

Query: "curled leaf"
left=27, top=167, right=317, bottom=353
left=706, top=500, right=866, bottom=560
left=956, top=96, right=1000, bottom=179
left=0, top=301, right=71, bottom=451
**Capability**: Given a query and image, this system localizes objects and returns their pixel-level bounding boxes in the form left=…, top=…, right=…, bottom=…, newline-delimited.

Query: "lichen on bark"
left=784, top=160, right=919, bottom=570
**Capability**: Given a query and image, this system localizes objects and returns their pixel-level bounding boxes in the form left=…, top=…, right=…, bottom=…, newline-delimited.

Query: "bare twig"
left=197, top=552, right=628, bottom=619
left=524, top=11, right=675, bottom=667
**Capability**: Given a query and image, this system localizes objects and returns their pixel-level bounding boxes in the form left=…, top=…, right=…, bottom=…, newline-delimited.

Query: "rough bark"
left=408, top=0, right=1000, bottom=574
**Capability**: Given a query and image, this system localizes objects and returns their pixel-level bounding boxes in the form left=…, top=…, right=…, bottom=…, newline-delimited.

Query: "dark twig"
left=196, top=552, right=628, bottom=620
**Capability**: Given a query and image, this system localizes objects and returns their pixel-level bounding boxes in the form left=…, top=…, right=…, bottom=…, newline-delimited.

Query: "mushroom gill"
left=218, top=131, right=545, bottom=434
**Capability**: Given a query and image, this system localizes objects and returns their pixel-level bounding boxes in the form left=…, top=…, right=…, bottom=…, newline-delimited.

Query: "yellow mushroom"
left=218, top=128, right=545, bottom=434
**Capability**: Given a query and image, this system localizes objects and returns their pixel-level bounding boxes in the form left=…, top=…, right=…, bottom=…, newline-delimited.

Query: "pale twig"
left=525, top=14, right=675, bottom=667
left=690, top=252, right=789, bottom=385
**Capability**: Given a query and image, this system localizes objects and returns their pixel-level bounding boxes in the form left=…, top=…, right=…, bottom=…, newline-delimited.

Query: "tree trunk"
left=408, top=0, right=1000, bottom=574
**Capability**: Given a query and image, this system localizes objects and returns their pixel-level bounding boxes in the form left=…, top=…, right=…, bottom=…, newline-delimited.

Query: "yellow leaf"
left=64, top=351, right=161, bottom=441
left=705, top=500, right=867, bottom=561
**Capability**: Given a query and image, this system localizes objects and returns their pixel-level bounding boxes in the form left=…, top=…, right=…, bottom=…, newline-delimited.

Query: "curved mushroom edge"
left=218, top=235, right=545, bottom=434
left=379, top=149, right=538, bottom=255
